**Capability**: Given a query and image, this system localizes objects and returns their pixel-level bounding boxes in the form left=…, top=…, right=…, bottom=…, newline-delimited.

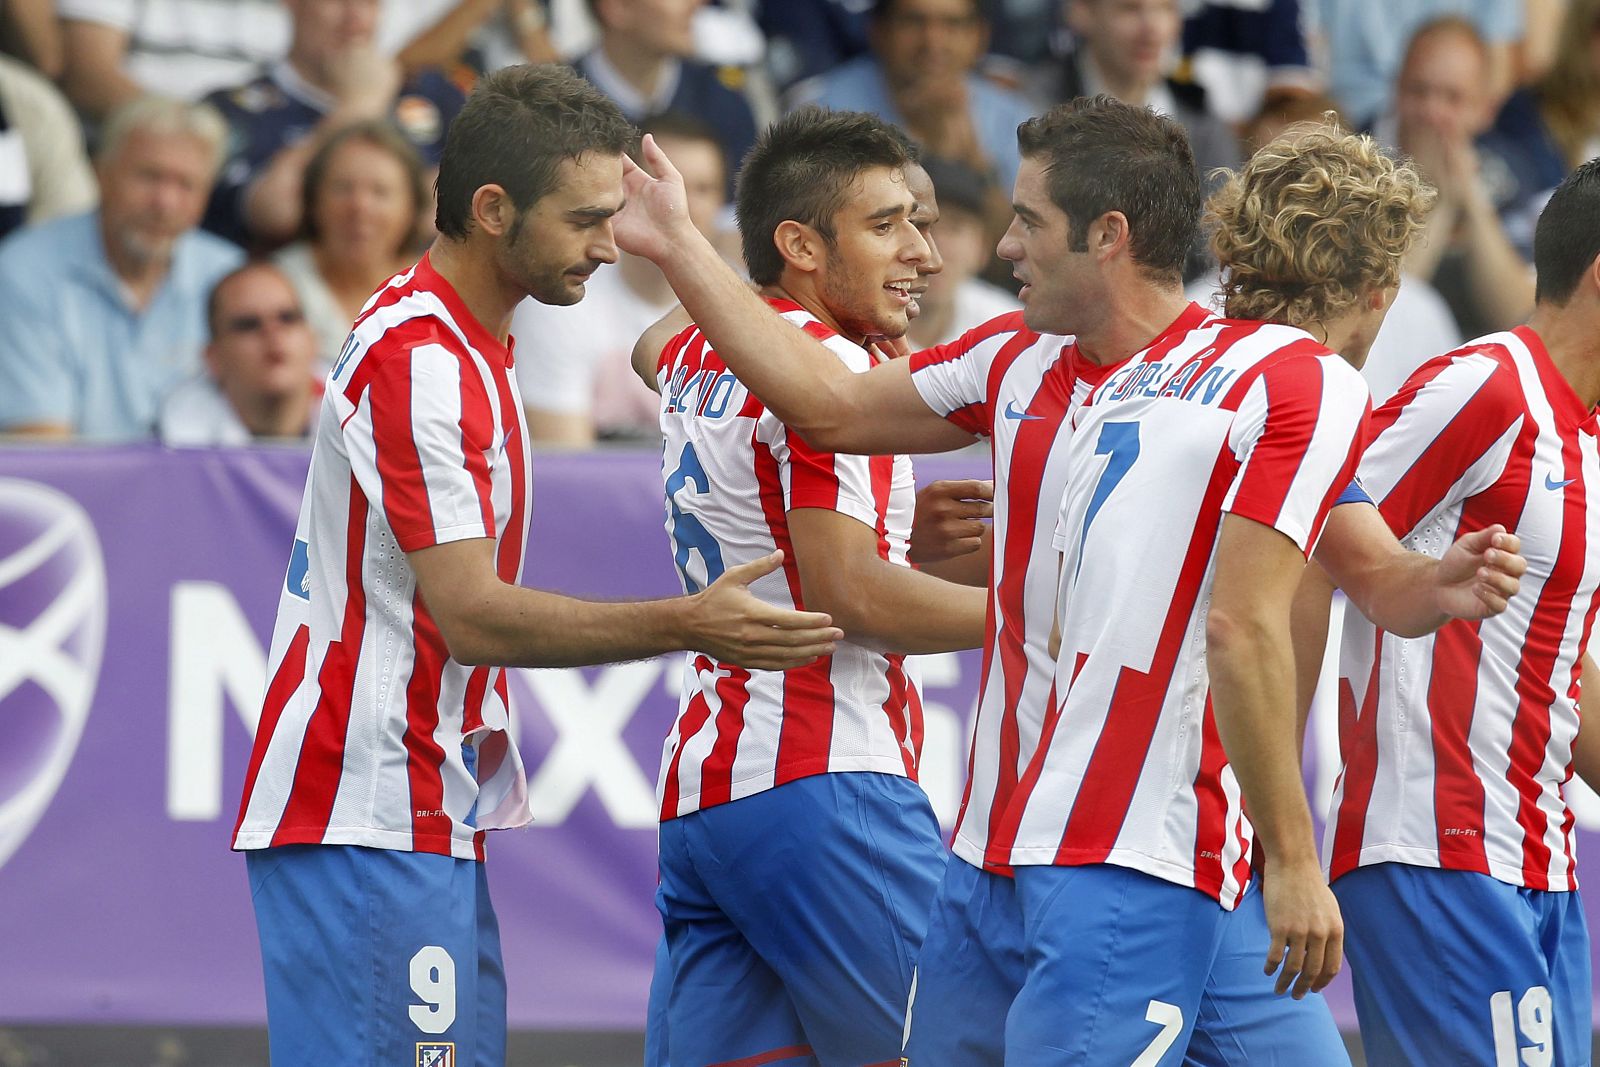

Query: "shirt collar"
left=1078, top=53, right=1178, bottom=117
left=580, top=48, right=682, bottom=117
left=1516, top=324, right=1599, bottom=433
left=270, top=59, right=336, bottom=113
left=413, top=252, right=514, bottom=368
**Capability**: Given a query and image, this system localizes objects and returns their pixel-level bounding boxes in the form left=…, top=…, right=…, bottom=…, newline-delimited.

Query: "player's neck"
left=426, top=237, right=517, bottom=344
left=759, top=282, right=861, bottom=345
left=1527, top=305, right=1600, bottom=409
left=1303, top=307, right=1373, bottom=371
left=1073, top=285, right=1190, bottom=367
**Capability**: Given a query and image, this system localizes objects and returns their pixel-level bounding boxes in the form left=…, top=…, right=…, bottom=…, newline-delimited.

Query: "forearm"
left=1336, top=549, right=1449, bottom=638
left=1208, top=615, right=1321, bottom=868
left=443, top=581, right=690, bottom=668
left=1460, top=193, right=1535, bottom=328
left=1290, top=564, right=1338, bottom=755
left=918, top=546, right=990, bottom=588
left=4, top=0, right=64, bottom=78
left=60, top=22, right=142, bottom=118
left=395, top=0, right=499, bottom=72
left=817, top=562, right=987, bottom=654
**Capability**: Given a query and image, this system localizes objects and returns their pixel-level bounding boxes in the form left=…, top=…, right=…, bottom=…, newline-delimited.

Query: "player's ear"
left=774, top=220, right=823, bottom=275
left=1092, top=210, right=1131, bottom=262
left=470, top=184, right=517, bottom=239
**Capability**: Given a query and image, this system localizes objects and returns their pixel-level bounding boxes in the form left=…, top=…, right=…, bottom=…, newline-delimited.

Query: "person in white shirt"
left=160, top=261, right=320, bottom=445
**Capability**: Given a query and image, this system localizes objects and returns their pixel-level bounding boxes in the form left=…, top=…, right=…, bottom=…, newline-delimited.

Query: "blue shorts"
left=1335, top=862, right=1592, bottom=1067
left=247, top=843, right=504, bottom=1067
left=654, top=771, right=948, bottom=1067
left=906, top=863, right=1348, bottom=1067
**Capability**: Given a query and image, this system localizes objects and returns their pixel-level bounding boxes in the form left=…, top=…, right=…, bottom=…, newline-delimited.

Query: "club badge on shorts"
left=417, top=1042, right=454, bottom=1067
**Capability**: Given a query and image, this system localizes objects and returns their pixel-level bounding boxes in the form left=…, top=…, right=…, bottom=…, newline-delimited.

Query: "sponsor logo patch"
left=417, top=1042, right=454, bottom=1067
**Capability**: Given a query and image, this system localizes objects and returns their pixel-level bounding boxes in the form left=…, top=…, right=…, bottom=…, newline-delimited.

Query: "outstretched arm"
left=1313, top=505, right=1524, bottom=637
left=614, top=137, right=975, bottom=456
left=409, top=538, right=841, bottom=670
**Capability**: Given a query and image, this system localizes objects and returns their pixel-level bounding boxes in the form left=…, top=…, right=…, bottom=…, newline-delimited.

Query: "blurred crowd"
left=0, top=0, right=1592, bottom=447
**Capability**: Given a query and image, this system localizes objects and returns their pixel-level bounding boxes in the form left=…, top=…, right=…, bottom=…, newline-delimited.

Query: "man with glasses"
left=159, top=261, right=320, bottom=444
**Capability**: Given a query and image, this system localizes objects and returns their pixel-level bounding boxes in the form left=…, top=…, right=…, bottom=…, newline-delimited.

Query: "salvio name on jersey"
left=1098, top=353, right=1237, bottom=408
left=665, top=366, right=740, bottom=419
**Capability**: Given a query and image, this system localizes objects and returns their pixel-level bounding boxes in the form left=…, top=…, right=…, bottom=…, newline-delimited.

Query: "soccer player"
left=639, top=108, right=988, bottom=1067
left=614, top=98, right=1520, bottom=1064
left=1313, top=158, right=1600, bottom=1066
left=231, top=66, right=840, bottom=1067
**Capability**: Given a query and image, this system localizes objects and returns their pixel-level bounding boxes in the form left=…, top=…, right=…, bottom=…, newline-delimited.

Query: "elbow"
left=435, top=618, right=494, bottom=667
left=1206, top=603, right=1270, bottom=660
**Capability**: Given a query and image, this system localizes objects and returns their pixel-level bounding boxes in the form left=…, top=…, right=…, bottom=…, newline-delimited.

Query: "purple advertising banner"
left=0, top=445, right=1596, bottom=1032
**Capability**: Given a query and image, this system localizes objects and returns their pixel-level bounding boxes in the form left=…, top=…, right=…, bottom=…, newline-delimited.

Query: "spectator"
left=381, top=0, right=560, bottom=75
left=1312, top=0, right=1522, bottom=130
left=905, top=155, right=1019, bottom=349
left=0, top=54, right=98, bottom=243
left=511, top=112, right=727, bottom=445
left=1177, top=0, right=1318, bottom=125
left=1378, top=18, right=1535, bottom=336
left=0, top=96, right=241, bottom=440
left=1039, top=0, right=1241, bottom=182
left=58, top=0, right=290, bottom=120
left=272, top=122, right=428, bottom=368
left=1478, top=0, right=1600, bottom=258
left=202, top=0, right=464, bottom=248
left=759, top=0, right=871, bottom=90
left=160, top=261, right=320, bottom=444
left=792, top=0, right=1035, bottom=198
left=574, top=0, right=757, bottom=194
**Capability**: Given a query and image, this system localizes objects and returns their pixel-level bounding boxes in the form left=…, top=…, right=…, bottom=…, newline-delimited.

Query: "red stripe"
left=660, top=655, right=717, bottom=820
left=403, top=597, right=451, bottom=847
left=1225, top=352, right=1329, bottom=532
left=1190, top=695, right=1230, bottom=899
left=658, top=324, right=696, bottom=377
left=341, top=318, right=456, bottom=409
left=457, top=361, right=497, bottom=536
left=271, top=478, right=370, bottom=845
left=233, top=623, right=310, bottom=840
left=461, top=666, right=490, bottom=736
left=786, top=430, right=845, bottom=511
left=1376, top=352, right=1521, bottom=538
left=368, top=345, right=436, bottom=548
left=707, top=1044, right=815, bottom=1067
left=1328, top=666, right=1384, bottom=881
left=694, top=665, right=754, bottom=808
left=982, top=331, right=1069, bottom=853
left=1508, top=429, right=1588, bottom=887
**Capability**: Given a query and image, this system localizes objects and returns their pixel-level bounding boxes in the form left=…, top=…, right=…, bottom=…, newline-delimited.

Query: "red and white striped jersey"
left=1015, top=319, right=1368, bottom=908
left=233, top=254, right=534, bottom=861
left=907, top=304, right=1216, bottom=872
left=653, top=298, right=922, bottom=820
left=1326, top=327, right=1600, bottom=891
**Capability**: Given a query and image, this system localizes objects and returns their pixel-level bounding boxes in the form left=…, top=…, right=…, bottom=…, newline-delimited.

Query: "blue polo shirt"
left=202, top=60, right=464, bottom=246
left=0, top=211, right=243, bottom=439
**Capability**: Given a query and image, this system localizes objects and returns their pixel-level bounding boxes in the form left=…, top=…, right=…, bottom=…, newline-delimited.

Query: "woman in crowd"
left=273, top=120, right=429, bottom=368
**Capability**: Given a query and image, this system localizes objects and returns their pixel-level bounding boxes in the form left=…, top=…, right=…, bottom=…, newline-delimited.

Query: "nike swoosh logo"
left=1547, top=474, right=1577, bottom=490
left=1004, top=400, right=1042, bottom=421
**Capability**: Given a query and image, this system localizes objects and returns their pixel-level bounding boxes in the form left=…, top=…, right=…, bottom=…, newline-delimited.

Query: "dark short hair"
left=1534, top=157, right=1600, bottom=306
left=206, top=260, right=298, bottom=337
left=1016, top=96, right=1201, bottom=283
left=435, top=65, right=637, bottom=239
left=918, top=154, right=990, bottom=217
left=871, top=0, right=987, bottom=21
left=735, top=106, right=918, bottom=286
left=301, top=120, right=427, bottom=252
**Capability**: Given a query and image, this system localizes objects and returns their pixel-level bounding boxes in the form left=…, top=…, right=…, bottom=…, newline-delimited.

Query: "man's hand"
left=1261, top=861, right=1344, bottom=999
left=682, top=551, right=843, bottom=669
left=1433, top=524, right=1525, bottom=619
left=615, top=134, right=699, bottom=265
left=909, top=480, right=993, bottom=564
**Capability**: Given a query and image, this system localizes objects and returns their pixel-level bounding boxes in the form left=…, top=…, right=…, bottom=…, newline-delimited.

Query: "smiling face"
left=808, top=165, right=933, bottom=341
left=997, top=154, right=1096, bottom=334
left=903, top=162, right=945, bottom=320
left=497, top=152, right=625, bottom=306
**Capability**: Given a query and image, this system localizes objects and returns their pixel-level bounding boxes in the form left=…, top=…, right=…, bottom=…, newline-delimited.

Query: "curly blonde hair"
left=1208, top=123, right=1435, bottom=327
